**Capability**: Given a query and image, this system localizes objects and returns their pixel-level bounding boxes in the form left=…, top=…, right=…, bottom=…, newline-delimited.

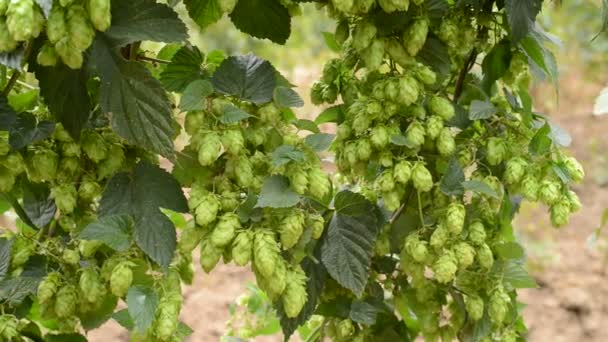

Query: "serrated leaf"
left=321, top=191, right=380, bottom=296
left=494, top=259, right=538, bottom=289
left=469, top=100, right=498, bottom=120
left=134, top=211, right=177, bottom=272
left=305, top=133, right=335, bottom=152
left=0, top=238, right=13, bottom=279
left=529, top=123, right=552, bottom=155
left=33, top=64, right=90, bottom=139
left=481, top=40, right=512, bottom=94
left=22, top=182, right=56, bottom=229
left=105, top=0, right=188, bottom=47
left=274, top=86, right=304, bottom=108
left=112, top=309, right=134, bottom=330
left=91, top=36, right=176, bottom=158
left=505, top=0, right=542, bottom=43
left=159, top=46, right=206, bottom=92
left=0, top=96, right=17, bottom=131
left=229, top=0, right=291, bottom=44
left=184, top=0, right=223, bottom=31
left=79, top=294, right=118, bottom=330
left=0, top=47, right=24, bottom=69
left=220, top=104, right=253, bottom=124
left=271, top=145, right=305, bottom=167
left=349, top=299, right=384, bottom=325
left=126, top=285, right=159, bottom=332
left=494, top=242, right=525, bottom=260
left=417, top=36, right=450, bottom=78
left=8, top=90, right=37, bottom=113
left=462, top=180, right=500, bottom=199
left=179, top=80, right=214, bottom=112
left=552, top=163, right=571, bottom=184
left=80, top=215, right=133, bottom=252
left=440, top=157, right=465, bottom=196
left=520, top=33, right=558, bottom=84
left=314, top=105, right=344, bottom=124
left=8, top=113, right=55, bottom=150
left=172, top=147, right=210, bottom=186
left=212, top=54, right=277, bottom=104
left=237, top=193, right=262, bottom=223
left=293, top=119, right=319, bottom=133
left=255, top=175, right=300, bottom=208
left=0, top=277, right=40, bottom=306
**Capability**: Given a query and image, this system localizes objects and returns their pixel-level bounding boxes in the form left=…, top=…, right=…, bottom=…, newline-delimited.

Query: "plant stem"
left=137, top=55, right=170, bottom=64
left=453, top=49, right=477, bottom=101
left=2, top=41, right=34, bottom=97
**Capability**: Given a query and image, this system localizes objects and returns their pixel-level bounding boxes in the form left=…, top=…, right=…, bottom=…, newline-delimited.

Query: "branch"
left=2, top=41, right=34, bottom=97
left=453, top=49, right=477, bottom=101
left=137, top=55, right=170, bottom=64
left=389, top=187, right=414, bottom=225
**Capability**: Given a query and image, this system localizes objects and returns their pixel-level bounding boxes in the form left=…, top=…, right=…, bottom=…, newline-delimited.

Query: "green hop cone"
left=222, top=129, right=245, bottom=156
left=38, top=272, right=61, bottom=304
left=198, top=132, right=222, bottom=166
left=56, top=36, right=84, bottom=69
left=219, top=191, right=240, bottom=211
left=550, top=201, right=571, bottom=227
left=54, top=284, right=77, bottom=318
left=436, top=128, right=455, bottom=156
left=210, top=213, right=240, bottom=247
left=27, top=148, right=59, bottom=183
left=57, top=156, right=81, bottom=182
left=62, top=141, right=81, bottom=157
left=378, top=0, right=409, bottom=13
left=357, top=138, right=372, bottom=161
left=428, top=96, right=455, bottom=121
left=335, top=20, right=349, bottom=45
left=468, top=221, right=486, bottom=245
left=360, top=39, right=385, bottom=70
left=465, top=295, right=484, bottom=321
left=404, top=19, right=428, bottom=56
left=0, top=167, right=15, bottom=192
left=446, top=203, right=466, bottom=235
left=51, top=184, right=78, bottom=213
left=280, top=210, right=306, bottom=249
left=281, top=266, right=308, bottom=318
left=476, top=243, right=494, bottom=270
left=486, top=137, right=507, bottom=166
left=520, top=174, right=539, bottom=201
left=405, top=234, right=428, bottom=263
left=413, top=64, right=437, bottom=85
left=253, top=230, right=281, bottom=279
left=62, top=248, right=80, bottom=265
left=82, top=130, right=108, bottom=163
left=538, top=180, right=562, bottom=205
left=37, top=43, right=59, bottom=66
left=184, top=111, right=204, bottom=136
left=566, top=190, right=582, bottom=212
left=385, top=38, right=414, bottom=68
left=488, top=289, right=510, bottom=325
left=336, top=123, right=352, bottom=141
left=0, top=18, right=17, bottom=52
left=235, top=156, right=254, bottom=188
left=200, top=239, right=223, bottom=273
left=504, top=157, right=528, bottom=184
left=232, top=230, right=253, bottom=266
left=79, top=267, right=104, bottom=303
left=287, top=165, right=309, bottom=194
left=331, top=0, right=354, bottom=13
left=178, top=225, right=206, bottom=253
left=430, top=224, right=449, bottom=249
left=375, top=170, right=395, bottom=192
left=256, top=257, right=287, bottom=300
left=564, top=156, right=585, bottom=183
left=80, top=239, right=103, bottom=258
left=97, top=144, right=126, bottom=179
left=406, top=121, right=426, bottom=147
left=352, top=20, right=377, bottom=51
left=370, top=125, right=390, bottom=148
left=384, top=80, right=399, bottom=101
left=307, top=213, right=325, bottom=239
left=0, top=315, right=18, bottom=340
left=66, top=5, right=95, bottom=50
left=155, top=295, right=182, bottom=341
left=78, top=175, right=102, bottom=201
left=10, top=238, right=34, bottom=267
left=337, top=319, right=355, bottom=339
left=433, top=251, right=458, bottom=283
left=6, top=0, right=34, bottom=41
left=397, top=76, right=420, bottom=106
left=88, top=0, right=111, bottom=31
left=412, top=162, right=433, bottom=192
left=426, top=115, right=444, bottom=140
left=47, top=6, right=67, bottom=44
left=394, top=160, right=412, bottom=184
left=308, top=167, right=331, bottom=199
left=110, top=262, right=133, bottom=297
left=194, top=194, right=221, bottom=226
left=454, top=242, right=476, bottom=269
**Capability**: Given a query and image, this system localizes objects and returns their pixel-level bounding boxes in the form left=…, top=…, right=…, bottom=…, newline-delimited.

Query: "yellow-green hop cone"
left=282, top=266, right=308, bottom=318
left=222, top=129, right=245, bottom=156
left=404, top=19, right=428, bottom=56
left=200, top=239, right=222, bottom=273
left=80, top=240, right=103, bottom=259
left=27, top=148, right=59, bottom=183
left=0, top=315, right=18, bottom=340
left=397, top=76, right=420, bottom=106
left=370, top=125, right=390, bottom=148
left=307, top=213, right=325, bottom=239
left=467, top=221, right=486, bottom=245
left=51, top=184, right=78, bottom=213
left=406, top=121, right=425, bottom=147
left=550, top=201, right=571, bottom=227
left=488, top=289, right=510, bottom=325
left=486, top=137, right=507, bottom=166
left=97, top=144, right=126, bottom=179
left=219, top=0, right=237, bottom=13
left=184, top=111, right=204, bottom=136
left=56, top=156, right=81, bottom=182
left=538, top=180, right=561, bottom=205
left=66, top=5, right=95, bottom=50
left=465, top=295, right=484, bottom=321
left=454, top=242, right=475, bottom=269
left=47, top=6, right=67, bottom=44
left=253, top=230, right=280, bottom=279
left=566, top=190, right=582, bottom=212
left=504, top=157, right=528, bottom=184
left=428, top=96, right=454, bottom=121
left=356, top=138, right=372, bottom=161
left=79, top=267, right=104, bottom=303
left=436, top=128, right=455, bottom=156
left=0, top=18, right=17, bottom=52
left=375, top=171, right=395, bottom=192
left=197, top=132, right=222, bottom=166
left=412, top=162, right=433, bottom=192
left=433, top=252, right=458, bottom=283
left=520, top=174, right=539, bottom=201
left=352, top=20, right=376, bottom=51
left=37, top=272, right=61, bottom=304
left=62, top=248, right=80, bottom=265
left=280, top=210, right=306, bottom=249
left=287, top=165, right=309, bottom=194
left=3, top=153, right=25, bottom=175
left=79, top=176, right=102, bottom=201
left=82, top=130, right=108, bottom=163
left=178, top=225, right=206, bottom=254
left=88, top=0, right=112, bottom=31
left=257, top=258, right=287, bottom=299
left=6, top=0, right=34, bottom=41
left=405, top=234, right=428, bottom=263
left=210, top=213, right=240, bottom=247
left=331, top=0, right=354, bottom=13
left=394, top=160, right=412, bottom=184
left=476, top=243, right=494, bottom=270
left=308, top=167, right=331, bottom=200
left=194, top=194, right=220, bottom=226
left=426, top=115, right=444, bottom=140
left=360, top=39, right=384, bottom=70
left=446, top=203, right=466, bottom=235
left=413, top=64, right=437, bottom=85
left=564, top=156, right=584, bottom=183
left=56, top=36, right=84, bottom=69
left=54, top=284, right=77, bottom=318
left=110, top=262, right=133, bottom=297
left=385, top=38, right=414, bottom=68
left=235, top=155, right=255, bottom=188
left=232, top=230, right=253, bottom=266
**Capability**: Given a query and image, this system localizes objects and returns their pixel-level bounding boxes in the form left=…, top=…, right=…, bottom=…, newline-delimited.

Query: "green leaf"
left=440, top=157, right=465, bottom=197
left=237, top=193, right=262, bottom=223
left=255, top=175, right=300, bottom=208
left=417, top=36, right=450, bottom=79
left=520, top=34, right=558, bottom=84
left=79, top=294, right=119, bottom=330
left=184, top=0, right=223, bottom=31
left=528, top=123, right=552, bottom=155
left=23, top=64, right=85, bottom=135
left=8, top=90, right=38, bottom=113
left=481, top=40, right=512, bottom=94
left=229, top=0, right=291, bottom=44
left=0, top=237, right=13, bottom=279
left=22, top=182, right=56, bottom=229
left=274, top=86, right=304, bottom=108
left=44, top=334, right=87, bottom=342
left=315, top=105, right=344, bottom=125
left=322, top=32, right=340, bottom=52
left=112, top=308, right=134, bottom=330
left=551, top=163, right=571, bottom=185
left=105, top=0, right=188, bottom=47
left=179, top=80, right=214, bottom=112
left=126, top=285, right=159, bottom=332
left=462, top=180, right=500, bottom=199
left=90, top=36, right=176, bottom=158
left=271, top=145, right=305, bottom=167
left=99, top=162, right=188, bottom=269
left=212, top=54, right=277, bottom=104
left=494, top=242, right=525, bottom=260
left=172, top=147, right=211, bottom=186
left=0, top=277, right=40, bottom=306
left=469, top=100, right=498, bottom=120
left=0, top=96, right=17, bottom=130
left=321, top=191, right=380, bottom=296
left=220, top=104, right=253, bottom=124
left=305, top=133, right=335, bottom=152
left=390, top=134, right=415, bottom=148
left=80, top=215, right=133, bottom=252
left=9, top=113, right=55, bottom=150
left=494, top=259, right=538, bottom=289
left=505, top=0, right=542, bottom=43
left=293, top=119, right=319, bottom=133
left=349, top=299, right=384, bottom=325
left=159, top=46, right=206, bottom=92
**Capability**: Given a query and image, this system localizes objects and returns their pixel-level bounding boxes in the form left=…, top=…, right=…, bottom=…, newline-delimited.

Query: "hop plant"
left=468, top=221, right=486, bottom=245
left=486, top=137, right=507, bottom=166
left=404, top=19, right=429, bottom=56
left=37, top=272, right=62, bottom=304
left=445, top=203, right=466, bottom=235
left=210, top=213, right=240, bottom=247
left=412, top=162, right=433, bottom=192
left=280, top=210, right=306, bottom=249
left=79, top=267, right=104, bottom=303
left=504, top=157, right=528, bottom=184
left=488, top=289, right=510, bottom=324
left=281, top=266, right=308, bottom=318
left=54, top=284, right=77, bottom=318
left=253, top=230, right=280, bottom=279
left=232, top=230, right=253, bottom=266
left=88, top=0, right=111, bottom=31
left=433, top=251, right=458, bottom=283
left=110, top=261, right=133, bottom=297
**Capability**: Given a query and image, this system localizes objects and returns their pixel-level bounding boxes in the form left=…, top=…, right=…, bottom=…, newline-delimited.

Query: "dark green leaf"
left=33, top=64, right=90, bottom=139
left=0, top=192, right=37, bottom=230
left=255, top=175, right=300, bottom=208
left=417, top=36, right=450, bottom=79
left=322, top=32, right=340, bottom=52
left=219, top=104, right=253, bottom=124
left=9, top=113, right=55, bottom=150
left=184, top=0, right=223, bottom=31
left=469, top=100, right=498, bottom=120
left=21, top=255, right=47, bottom=278
left=22, top=182, right=56, bottom=229
left=271, top=145, right=305, bottom=167
left=44, top=334, right=87, bottom=342
left=305, top=133, right=335, bottom=152
left=90, top=36, right=176, bottom=158
left=528, top=123, right=552, bottom=155
left=494, top=259, right=538, bottom=289
left=462, top=180, right=500, bottom=199
left=349, top=299, right=384, bottom=325
left=237, top=193, right=262, bottom=223
left=440, top=157, right=465, bottom=196
left=321, top=191, right=380, bottom=296
left=274, top=86, right=304, bottom=108
left=293, top=119, right=319, bottom=133
left=0, top=238, right=13, bottom=279
left=520, top=34, right=558, bottom=84
left=0, top=96, right=17, bottom=131
left=159, top=46, right=206, bottom=92
left=229, top=0, right=291, bottom=44
left=494, top=242, right=525, bottom=260
left=79, top=294, right=118, bottom=330
left=134, top=211, right=177, bottom=271
left=505, top=0, right=542, bottom=43
left=0, top=47, right=24, bottom=69
left=105, top=0, right=188, bottom=47
left=0, top=277, right=39, bottom=306
left=179, top=80, right=214, bottom=111
left=80, top=215, right=133, bottom=252
left=172, top=147, right=211, bottom=186
left=552, top=163, right=571, bottom=184
left=212, top=54, right=277, bottom=104
left=112, top=309, right=134, bottom=330
left=481, top=40, right=512, bottom=94
left=315, top=105, right=344, bottom=124
left=126, top=285, right=159, bottom=332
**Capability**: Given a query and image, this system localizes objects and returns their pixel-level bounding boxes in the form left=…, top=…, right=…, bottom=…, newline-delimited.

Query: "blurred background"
left=7, top=1, right=608, bottom=341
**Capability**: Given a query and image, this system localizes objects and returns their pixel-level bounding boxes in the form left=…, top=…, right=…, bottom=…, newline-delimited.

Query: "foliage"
left=0, top=0, right=587, bottom=342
